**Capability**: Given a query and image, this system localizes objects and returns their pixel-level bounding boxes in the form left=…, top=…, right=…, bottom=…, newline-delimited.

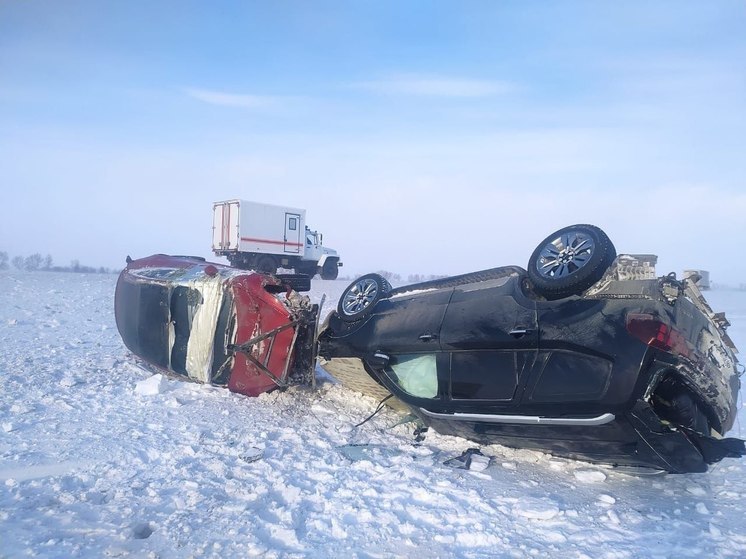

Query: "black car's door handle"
left=509, top=328, right=533, bottom=338
left=418, top=333, right=438, bottom=342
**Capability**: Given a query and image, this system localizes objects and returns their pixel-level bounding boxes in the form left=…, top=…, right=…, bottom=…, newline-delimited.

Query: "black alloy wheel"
left=527, top=224, right=616, bottom=300
left=337, top=273, right=391, bottom=322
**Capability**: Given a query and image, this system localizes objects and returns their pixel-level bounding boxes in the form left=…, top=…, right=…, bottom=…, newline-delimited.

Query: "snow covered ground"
left=1, top=271, right=745, bottom=558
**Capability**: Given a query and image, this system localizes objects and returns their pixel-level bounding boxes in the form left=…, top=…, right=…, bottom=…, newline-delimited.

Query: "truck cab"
left=302, top=227, right=341, bottom=279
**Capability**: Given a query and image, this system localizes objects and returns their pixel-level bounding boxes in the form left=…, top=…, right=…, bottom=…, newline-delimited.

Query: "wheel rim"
left=341, top=278, right=379, bottom=315
left=537, top=231, right=595, bottom=278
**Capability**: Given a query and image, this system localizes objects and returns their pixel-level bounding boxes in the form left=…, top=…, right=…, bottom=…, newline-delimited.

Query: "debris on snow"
left=239, top=447, right=264, bottom=463
left=443, top=448, right=491, bottom=471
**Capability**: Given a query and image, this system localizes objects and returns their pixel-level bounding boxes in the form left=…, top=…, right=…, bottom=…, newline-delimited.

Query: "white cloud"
left=352, top=74, right=515, bottom=97
left=185, top=87, right=280, bottom=109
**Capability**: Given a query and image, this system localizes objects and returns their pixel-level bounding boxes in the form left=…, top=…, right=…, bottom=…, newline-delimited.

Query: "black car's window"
left=385, top=354, right=438, bottom=398
left=530, top=351, right=612, bottom=402
left=450, top=351, right=517, bottom=400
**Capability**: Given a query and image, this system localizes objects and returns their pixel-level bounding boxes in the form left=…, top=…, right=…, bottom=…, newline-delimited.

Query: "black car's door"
left=360, top=287, right=454, bottom=404
left=363, top=287, right=453, bottom=353
left=439, top=277, right=538, bottom=407
left=528, top=298, right=617, bottom=406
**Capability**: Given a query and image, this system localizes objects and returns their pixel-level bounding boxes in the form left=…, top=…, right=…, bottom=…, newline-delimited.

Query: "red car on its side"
left=115, top=254, right=318, bottom=397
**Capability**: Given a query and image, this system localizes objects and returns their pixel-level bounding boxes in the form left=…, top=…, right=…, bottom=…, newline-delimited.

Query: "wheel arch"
left=318, top=254, right=338, bottom=268
left=645, top=366, right=722, bottom=434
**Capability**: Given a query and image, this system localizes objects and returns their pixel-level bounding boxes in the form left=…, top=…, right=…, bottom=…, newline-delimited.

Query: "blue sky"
left=1, top=1, right=745, bottom=283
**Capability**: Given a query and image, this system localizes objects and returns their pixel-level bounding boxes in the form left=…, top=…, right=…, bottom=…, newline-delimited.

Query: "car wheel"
left=337, top=273, right=391, bottom=322
left=652, top=379, right=712, bottom=436
left=528, top=224, right=616, bottom=300
left=669, top=392, right=711, bottom=435
left=256, top=255, right=277, bottom=275
left=320, top=260, right=339, bottom=280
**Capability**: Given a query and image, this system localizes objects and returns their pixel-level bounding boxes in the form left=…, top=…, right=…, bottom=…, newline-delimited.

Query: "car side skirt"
left=419, top=409, right=616, bottom=426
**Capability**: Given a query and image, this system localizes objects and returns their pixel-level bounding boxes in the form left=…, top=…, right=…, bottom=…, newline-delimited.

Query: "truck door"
left=284, top=213, right=301, bottom=254
left=213, top=201, right=240, bottom=250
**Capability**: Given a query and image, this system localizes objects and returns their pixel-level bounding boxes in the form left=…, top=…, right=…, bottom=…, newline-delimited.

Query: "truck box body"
left=212, top=198, right=341, bottom=278
left=213, top=200, right=306, bottom=257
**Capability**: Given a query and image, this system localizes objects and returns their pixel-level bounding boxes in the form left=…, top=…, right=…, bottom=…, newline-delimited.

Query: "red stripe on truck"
left=241, top=237, right=303, bottom=247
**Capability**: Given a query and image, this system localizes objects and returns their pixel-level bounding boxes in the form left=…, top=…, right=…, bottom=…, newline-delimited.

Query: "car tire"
left=320, top=259, right=339, bottom=280
left=337, top=273, right=391, bottom=322
left=669, top=392, right=711, bottom=435
left=652, top=381, right=712, bottom=436
left=528, top=224, right=616, bottom=300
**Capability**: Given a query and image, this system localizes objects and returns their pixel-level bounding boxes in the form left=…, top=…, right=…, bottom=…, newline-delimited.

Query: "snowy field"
left=1, top=271, right=745, bottom=559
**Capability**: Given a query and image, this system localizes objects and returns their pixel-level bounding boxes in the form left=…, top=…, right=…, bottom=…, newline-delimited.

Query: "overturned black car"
left=318, top=224, right=744, bottom=473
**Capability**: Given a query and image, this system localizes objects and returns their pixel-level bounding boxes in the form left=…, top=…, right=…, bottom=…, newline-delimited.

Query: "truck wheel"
left=274, top=274, right=312, bottom=293
left=337, top=273, right=391, bottom=322
left=320, top=259, right=339, bottom=280
left=227, top=255, right=242, bottom=269
left=527, top=224, right=616, bottom=300
left=230, top=256, right=251, bottom=270
left=256, top=255, right=277, bottom=275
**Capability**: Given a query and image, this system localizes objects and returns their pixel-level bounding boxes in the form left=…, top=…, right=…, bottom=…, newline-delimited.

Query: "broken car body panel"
left=115, top=254, right=317, bottom=397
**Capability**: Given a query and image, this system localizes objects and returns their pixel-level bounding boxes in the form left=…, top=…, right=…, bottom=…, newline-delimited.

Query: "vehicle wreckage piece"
left=318, top=224, right=744, bottom=473
left=115, top=254, right=318, bottom=397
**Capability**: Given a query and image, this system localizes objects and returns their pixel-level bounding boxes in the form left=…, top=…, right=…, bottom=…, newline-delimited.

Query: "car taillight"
left=626, top=313, right=691, bottom=358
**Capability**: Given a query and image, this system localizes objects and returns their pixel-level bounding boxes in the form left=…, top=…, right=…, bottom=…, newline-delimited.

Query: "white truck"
left=211, top=199, right=342, bottom=279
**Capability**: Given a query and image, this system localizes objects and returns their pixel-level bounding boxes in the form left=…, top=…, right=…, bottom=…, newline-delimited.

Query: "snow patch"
left=686, top=484, right=708, bottom=497
left=574, top=469, right=607, bottom=483
left=597, top=494, right=616, bottom=505
left=134, top=374, right=170, bottom=395
left=512, top=498, right=561, bottom=520
left=0, top=462, right=87, bottom=482
left=0, top=273, right=744, bottom=558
